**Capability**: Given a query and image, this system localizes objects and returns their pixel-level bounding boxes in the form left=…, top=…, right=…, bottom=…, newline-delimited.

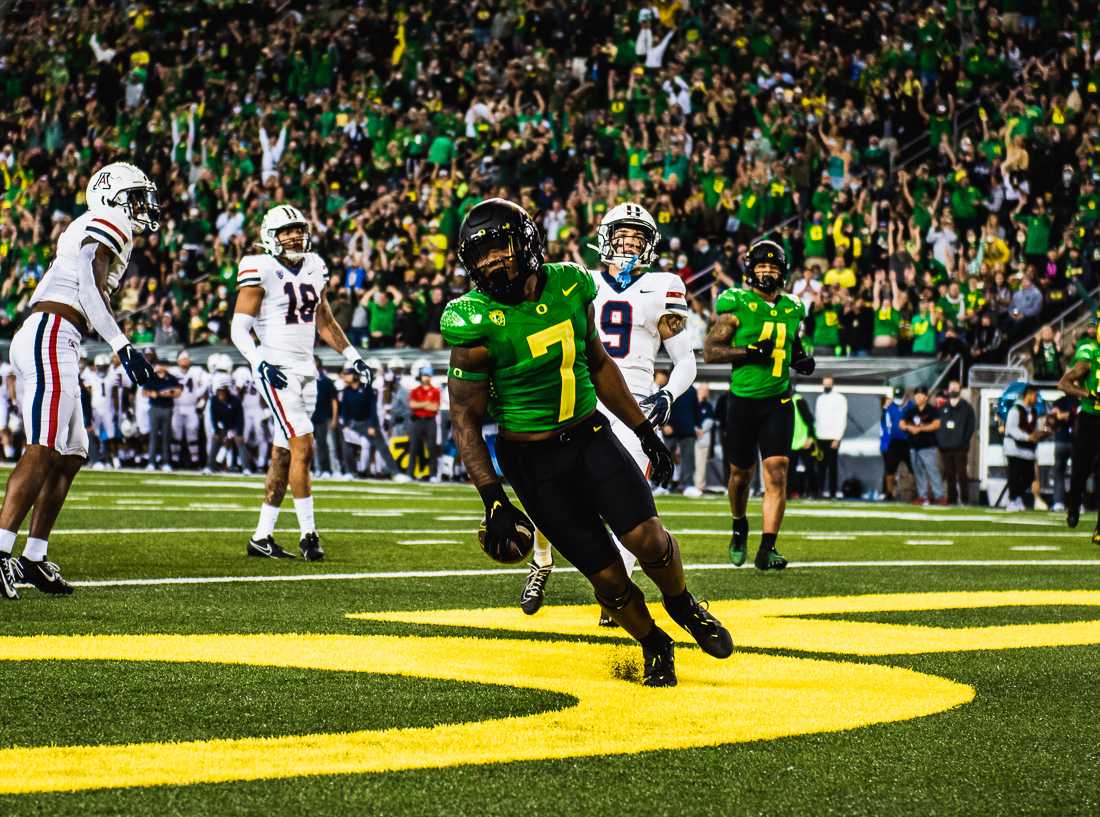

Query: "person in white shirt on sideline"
left=814, top=377, right=848, bottom=498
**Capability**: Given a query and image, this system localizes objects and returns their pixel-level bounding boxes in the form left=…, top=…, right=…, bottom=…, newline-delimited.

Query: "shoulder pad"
left=237, top=255, right=265, bottom=288
left=547, top=262, right=597, bottom=303
left=440, top=294, right=493, bottom=347
left=714, top=288, right=742, bottom=314
left=84, top=212, right=132, bottom=259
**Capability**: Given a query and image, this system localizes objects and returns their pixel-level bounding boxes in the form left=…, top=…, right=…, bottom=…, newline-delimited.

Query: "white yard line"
left=69, top=559, right=1100, bottom=588
left=905, top=539, right=956, bottom=545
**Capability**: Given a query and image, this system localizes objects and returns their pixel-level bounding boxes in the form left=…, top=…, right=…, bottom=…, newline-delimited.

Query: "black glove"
left=791, top=341, right=816, bottom=375
left=350, top=357, right=373, bottom=386
left=744, top=337, right=776, bottom=365
left=639, top=388, right=674, bottom=427
left=118, top=344, right=154, bottom=387
left=477, top=482, right=535, bottom=563
left=257, top=360, right=288, bottom=389
left=633, top=419, right=674, bottom=488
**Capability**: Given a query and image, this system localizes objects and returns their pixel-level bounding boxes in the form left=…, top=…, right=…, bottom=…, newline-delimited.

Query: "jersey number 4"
left=757, top=321, right=787, bottom=377
left=599, top=301, right=632, bottom=359
left=284, top=282, right=319, bottom=325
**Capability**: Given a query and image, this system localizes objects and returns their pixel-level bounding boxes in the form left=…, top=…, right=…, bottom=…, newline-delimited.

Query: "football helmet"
left=596, top=202, right=658, bottom=277
left=94, top=353, right=111, bottom=371
left=85, top=162, right=160, bottom=233
left=457, top=198, right=544, bottom=305
left=745, top=239, right=788, bottom=295
left=260, top=205, right=312, bottom=261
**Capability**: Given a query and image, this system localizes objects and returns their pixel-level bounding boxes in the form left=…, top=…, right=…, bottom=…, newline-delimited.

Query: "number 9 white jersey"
left=237, top=253, right=328, bottom=377
left=593, top=270, right=689, bottom=399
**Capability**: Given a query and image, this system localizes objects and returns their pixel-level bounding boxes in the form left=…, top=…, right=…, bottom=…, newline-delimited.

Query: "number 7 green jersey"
left=714, top=287, right=807, bottom=398
left=441, top=262, right=599, bottom=433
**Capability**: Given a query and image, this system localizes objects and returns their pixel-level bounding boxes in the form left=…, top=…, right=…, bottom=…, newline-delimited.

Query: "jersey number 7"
left=527, top=319, right=576, bottom=423
left=284, top=282, right=319, bottom=325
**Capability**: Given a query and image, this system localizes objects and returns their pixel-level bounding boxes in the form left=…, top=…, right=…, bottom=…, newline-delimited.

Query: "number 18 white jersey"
left=593, top=270, right=689, bottom=398
left=237, top=252, right=328, bottom=377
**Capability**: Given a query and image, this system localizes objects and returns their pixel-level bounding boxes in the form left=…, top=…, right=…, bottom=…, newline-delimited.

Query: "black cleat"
left=755, top=546, right=788, bottom=571
left=247, top=536, right=296, bottom=559
left=1068, top=504, right=1081, bottom=529
left=729, top=517, right=749, bottom=566
left=598, top=610, right=619, bottom=627
left=14, top=556, right=73, bottom=595
left=520, top=561, right=552, bottom=615
left=642, top=634, right=677, bottom=687
left=665, top=593, right=734, bottom=658
left=0, top=554, right=18, bottom=600
left=300, top=532, right=324, bottom=562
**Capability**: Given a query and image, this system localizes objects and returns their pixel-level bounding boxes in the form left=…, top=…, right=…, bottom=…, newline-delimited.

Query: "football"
left=478, top=515, right=535, bottom=564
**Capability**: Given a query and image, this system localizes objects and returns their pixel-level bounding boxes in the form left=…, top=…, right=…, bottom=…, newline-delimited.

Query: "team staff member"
left=900, top=386, right=945, bottom=505
left=407, top=367, right=441, bottom=481
left=144, top=358, right=181, bottom=471
left=704, top=240, right=815, bottom=570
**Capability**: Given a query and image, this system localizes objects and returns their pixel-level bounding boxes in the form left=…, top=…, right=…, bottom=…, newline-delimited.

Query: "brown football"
left=478, top=516, right=535, bottom=564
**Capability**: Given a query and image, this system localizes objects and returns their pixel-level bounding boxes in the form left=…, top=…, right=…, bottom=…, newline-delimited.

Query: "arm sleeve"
left=230, top=313, right=263, bottom=369
left=662, top=328, right=697, bottom=400
left=76, top=241, right=128, bottom=352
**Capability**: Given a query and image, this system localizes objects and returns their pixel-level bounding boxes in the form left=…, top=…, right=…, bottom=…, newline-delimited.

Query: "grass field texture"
left=1, top=469, right=1098, bottom=816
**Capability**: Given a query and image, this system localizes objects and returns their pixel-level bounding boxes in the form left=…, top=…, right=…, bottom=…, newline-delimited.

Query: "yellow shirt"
left=824, top=266, right=857, bottom=289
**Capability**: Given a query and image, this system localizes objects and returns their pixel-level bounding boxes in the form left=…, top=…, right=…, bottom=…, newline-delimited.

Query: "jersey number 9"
left=600, top=301, right=632, bottom=359
left=284, top=282, right=319, bottom=325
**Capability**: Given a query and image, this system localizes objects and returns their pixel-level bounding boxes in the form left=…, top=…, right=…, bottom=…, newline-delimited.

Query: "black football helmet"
left=745, top=239, right=788, bottom=295
left=457, top=198, right=544, bottom=305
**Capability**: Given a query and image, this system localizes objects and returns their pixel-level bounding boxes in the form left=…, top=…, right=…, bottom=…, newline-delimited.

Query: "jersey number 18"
left=284, top=282, right=319, bottom=325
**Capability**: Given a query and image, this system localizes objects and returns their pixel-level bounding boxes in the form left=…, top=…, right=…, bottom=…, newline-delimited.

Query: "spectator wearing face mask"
left=814, top=377, right=848, bottom=499
left=935, top=381, right=976, bottom=505
left=880, top=387, right=911, bottom=501
left=901, top=386, right=946, bottom=505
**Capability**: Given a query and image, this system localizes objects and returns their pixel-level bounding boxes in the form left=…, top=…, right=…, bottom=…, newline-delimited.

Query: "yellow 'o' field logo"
left=1, top=591, right=1099, bottom=794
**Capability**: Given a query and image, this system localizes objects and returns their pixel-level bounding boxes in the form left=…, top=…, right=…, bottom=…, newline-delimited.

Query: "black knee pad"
left=594, top=579, right=642, bottom=611
left=639, top=531, right=675, bottom=570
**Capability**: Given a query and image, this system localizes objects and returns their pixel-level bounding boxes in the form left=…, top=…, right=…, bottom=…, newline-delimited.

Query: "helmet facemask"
left=598, top=219, right=657, bottom=281
left=273, top=223, right=311, bottom=261
left=112, top=186, right=160, bottom=233
left=462, top=227, right=529, bottom=305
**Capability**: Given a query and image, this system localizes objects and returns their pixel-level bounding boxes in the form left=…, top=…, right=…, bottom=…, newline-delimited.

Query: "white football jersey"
left=171, top=366, right=208, bottom=410
left=240, top=378, right=263, bottom=414
left=29, top=210, right=133, bottom=322
left=0, top=363, right=12, bottom=407
left=85, top=370, right=119, bottom=409
left=593, top=270, right=689, bottom=398
left=237, top=252, right=328, bottom=377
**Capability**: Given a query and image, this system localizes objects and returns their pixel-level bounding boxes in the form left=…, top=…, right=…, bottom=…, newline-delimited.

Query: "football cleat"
left=1068, top=504, right=1080, bottom=529
left=0, top=554, right=18, bottom=600
left=14, top=556, right=73, bottom=595
left=729, top=518, right=749, bottom=566
left=598, top=611, right=619, bottom=628
left=642, top=634, right=677, bottom=687
left=664, top=594, right=734, bottom=658
left=247, top=536, right=296, bottom=559
left=300, top=532, right=324, bottom=562
left=519, top=561, right=552, bottom=615
left=755, top=546, right=788, bottom=571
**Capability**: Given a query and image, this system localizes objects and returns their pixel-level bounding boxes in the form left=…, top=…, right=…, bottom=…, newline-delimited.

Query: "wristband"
left=341, top=345, right=362, bottom=364
left=108, top=334, right=130, bottom=354
left=632, top=419, right=656, bottom=438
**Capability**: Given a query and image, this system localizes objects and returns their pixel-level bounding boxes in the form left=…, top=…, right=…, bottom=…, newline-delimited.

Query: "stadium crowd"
left=0, top=0, right=1097, bottom=370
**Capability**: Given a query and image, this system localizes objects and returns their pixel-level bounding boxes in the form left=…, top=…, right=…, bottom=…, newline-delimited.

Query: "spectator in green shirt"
left=365, top=286, right=400, bottom=349
left=872, top=272, right=901, bottom=355
left=910, top=297, right=938, bottom=356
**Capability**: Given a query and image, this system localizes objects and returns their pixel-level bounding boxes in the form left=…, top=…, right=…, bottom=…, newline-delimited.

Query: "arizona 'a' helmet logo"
left=92, top=172, right=112, bottom=190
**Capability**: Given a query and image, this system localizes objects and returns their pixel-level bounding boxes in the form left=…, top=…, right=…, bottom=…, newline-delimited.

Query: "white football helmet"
left=260, top=204, right=312, bottom=261
left=85, top=162, right=160, bottom=233
left=596, top=202, right=658, bottom=273
left=119, top=415, right=138, bottom=439
left=232, top=366, right=252, bottom=390
left=212, top=373, right=233, bottom=392
left=94, top=353, right=111, bottom=369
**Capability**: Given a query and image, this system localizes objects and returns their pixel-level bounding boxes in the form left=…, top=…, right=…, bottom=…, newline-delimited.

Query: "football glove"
left=634, top=419, right=674, bottom=488
left=639, top=388, right=674, bottom=427
left=790, top=341, right=816, bottom=376
left=118, top=344, right=154, bottom=387
left=256, top=360, right=288, bottom=390
left=349, top=357, right=373, bottom=385
left=477, top=482, right=535, bottom=564
left=744, top=338, right=776, bottom=365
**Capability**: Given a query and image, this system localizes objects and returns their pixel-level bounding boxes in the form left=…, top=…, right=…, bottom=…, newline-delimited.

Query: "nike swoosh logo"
left=562, top=283, right=578, bottom=296
left=593, top=425, right=603, bottom=432
left=252, top=541, right=273, bottom=556
left=639, top=289, right=656, bottom=293
left=781, top=398, right=791, bottom=404
left=491, top=500, right=502, bottom=515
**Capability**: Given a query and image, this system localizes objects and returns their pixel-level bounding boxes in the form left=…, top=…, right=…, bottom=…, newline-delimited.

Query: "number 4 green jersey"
left=440, top=262, right=599, bottom=433
left=714, top=288, right=808, bottom=399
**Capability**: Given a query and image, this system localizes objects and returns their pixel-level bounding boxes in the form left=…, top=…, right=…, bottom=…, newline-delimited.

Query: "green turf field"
left=1, top=468, right=1098, bottom=816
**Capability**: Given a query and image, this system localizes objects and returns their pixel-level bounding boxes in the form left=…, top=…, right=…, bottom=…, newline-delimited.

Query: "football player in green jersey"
left=1058, top=321, right=1100, bottom=544
left=703, top=240, right=816, bottom=570
left=443, top=198, right=733, bottom=687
